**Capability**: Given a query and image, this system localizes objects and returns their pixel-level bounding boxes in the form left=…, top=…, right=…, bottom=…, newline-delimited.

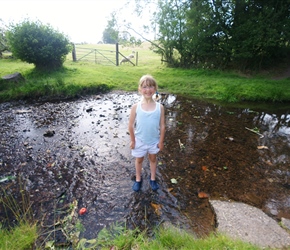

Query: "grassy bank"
left=1, top=43, right=289, bottom=103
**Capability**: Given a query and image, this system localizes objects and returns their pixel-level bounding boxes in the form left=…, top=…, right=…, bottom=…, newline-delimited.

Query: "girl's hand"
left=130, top=141, right=135, bottom=149
left=158, top=142, right=164, bottom=151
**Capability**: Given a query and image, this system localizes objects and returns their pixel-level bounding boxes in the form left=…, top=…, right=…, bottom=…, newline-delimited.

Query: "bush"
left=6, top=19, right=72, bottom=70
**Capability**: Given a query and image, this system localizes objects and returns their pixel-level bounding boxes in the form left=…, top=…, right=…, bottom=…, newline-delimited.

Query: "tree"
left=6, top=19, right=72, bottom=70
left=102, top=13, right=143, bottom=46
left=229, top=0, right=290, bottom=69
left=137, top=0, right=290, bottom=70
left=0, top=19, right=9, bottom=57
left=102, top=14, right=119, bottom=44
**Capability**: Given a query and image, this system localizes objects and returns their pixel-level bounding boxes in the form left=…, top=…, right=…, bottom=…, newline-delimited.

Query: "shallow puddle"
left=0, top=91, right=289, bottom=243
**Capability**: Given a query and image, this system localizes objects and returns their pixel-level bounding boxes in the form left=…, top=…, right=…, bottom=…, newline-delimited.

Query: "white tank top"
left=135, top=101, right=161, bottom=145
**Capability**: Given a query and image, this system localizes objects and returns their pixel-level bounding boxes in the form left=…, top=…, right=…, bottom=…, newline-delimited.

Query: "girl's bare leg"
left=135, top=157, right=144, bottom=182
left=148, top=154, right=157, bottom=180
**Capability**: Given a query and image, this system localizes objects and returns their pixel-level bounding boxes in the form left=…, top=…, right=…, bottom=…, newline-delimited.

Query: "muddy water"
left=0, top=92, right=289, bottom=243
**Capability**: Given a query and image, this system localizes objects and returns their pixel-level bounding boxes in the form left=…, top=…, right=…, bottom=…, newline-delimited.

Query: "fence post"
left=116, top=43, right=119, bottom=66
left=136, top=52, right=138, bottom=66
left=72, top=43, right=77, bottom=62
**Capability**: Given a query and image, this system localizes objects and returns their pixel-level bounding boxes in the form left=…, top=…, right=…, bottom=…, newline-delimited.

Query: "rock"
left=43, top=130, right=55, bottom=137
left=281, top=217, right=290, bottom=230
left=210, top=200, right=290, bottom=249
left=1, top=72, right=25, bottom=83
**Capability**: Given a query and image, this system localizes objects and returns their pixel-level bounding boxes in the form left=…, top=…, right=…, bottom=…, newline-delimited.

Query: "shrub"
left=6, top=19, right=72, bottom=70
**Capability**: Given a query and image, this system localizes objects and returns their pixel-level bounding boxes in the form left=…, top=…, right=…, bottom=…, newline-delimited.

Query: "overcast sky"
left=1, top=0, right=150, bottom=43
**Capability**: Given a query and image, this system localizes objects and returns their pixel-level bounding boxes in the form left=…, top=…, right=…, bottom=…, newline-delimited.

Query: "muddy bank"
left=0, top=91, right=289, bottom=244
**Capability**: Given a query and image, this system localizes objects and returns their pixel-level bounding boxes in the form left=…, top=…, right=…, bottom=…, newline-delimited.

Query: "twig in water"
left=245, top=127, right=264, bottom=138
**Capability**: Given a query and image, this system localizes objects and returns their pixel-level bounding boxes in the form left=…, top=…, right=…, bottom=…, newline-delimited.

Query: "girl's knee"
left=148, top=154, right=157, bottom=163
left=136, top=157, right=144, bottom=164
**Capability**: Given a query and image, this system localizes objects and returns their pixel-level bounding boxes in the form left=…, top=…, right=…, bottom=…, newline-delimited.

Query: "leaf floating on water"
left=0, top=176, right=16, bottom=183
left=168, top=187, right=174, bottom=192
left=198, top=192, right=209, bottom=199
left=202, top=166, right=208, bottom=171
left=257, top=145, right=268, bottom=150
left=47, top=162, right=55, bottom=168
left=151, top=203, right=162, bottom=216
left=171, top=178, right=178, bottom=184
left=178, top=139, right=185, bottom=150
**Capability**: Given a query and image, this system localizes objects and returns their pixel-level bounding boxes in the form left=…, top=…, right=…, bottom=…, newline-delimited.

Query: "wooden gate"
left=72, top=43, right=137, bottom=66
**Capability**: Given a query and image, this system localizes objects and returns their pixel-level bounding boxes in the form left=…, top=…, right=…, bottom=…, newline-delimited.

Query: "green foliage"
left=0, top=19, right=9, bottom=55
left=150, top=0, right=290, bottom=70
left=102, top=13, right=142, bottom=46
left=102, top=13, right=119, bottom=44
left=6, top=19, right=72, bottom=70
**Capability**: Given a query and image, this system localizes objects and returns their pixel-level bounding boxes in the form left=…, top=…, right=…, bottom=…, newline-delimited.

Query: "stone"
left=1, top=72, right=25, bottom=83
left=210, top=200, right=290, bottom=249
left=281, top=217, right=290, bottom=230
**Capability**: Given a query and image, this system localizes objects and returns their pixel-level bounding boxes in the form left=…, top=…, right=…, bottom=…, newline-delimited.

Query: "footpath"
left=210, top=200, right=290, bottom=249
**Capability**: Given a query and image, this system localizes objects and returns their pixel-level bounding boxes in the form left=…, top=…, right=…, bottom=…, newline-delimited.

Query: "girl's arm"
left=158, top=104, right=165, bottom=151
left=128, top=103, right=137, bottom=149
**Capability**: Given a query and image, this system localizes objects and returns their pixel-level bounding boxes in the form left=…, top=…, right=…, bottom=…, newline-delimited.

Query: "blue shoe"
left=132, top=181, right=142, bottom=192
left=150, top=180, right=159, bottom=191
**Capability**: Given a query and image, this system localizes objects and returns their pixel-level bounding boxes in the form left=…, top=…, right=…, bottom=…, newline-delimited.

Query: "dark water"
left=0, top=91, right=289, bottom=244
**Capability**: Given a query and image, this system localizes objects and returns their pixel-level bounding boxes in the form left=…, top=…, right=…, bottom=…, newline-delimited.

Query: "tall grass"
left=0, top=183, right=37, bottom=250
left=1, top=43, right=289, bottom=103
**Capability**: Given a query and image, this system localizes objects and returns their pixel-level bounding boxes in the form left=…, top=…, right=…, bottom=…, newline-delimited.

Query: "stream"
left=0, top=91, right=289, bottom=245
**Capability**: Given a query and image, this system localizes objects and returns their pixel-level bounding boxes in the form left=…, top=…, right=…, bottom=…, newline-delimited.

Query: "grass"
left=0, top=222, right=37, bottom=250
left=0, top=42, right=289, bottom=103
left=0, top=184, right=37, bottom=250
left=91, top=222, right=264, bottom=250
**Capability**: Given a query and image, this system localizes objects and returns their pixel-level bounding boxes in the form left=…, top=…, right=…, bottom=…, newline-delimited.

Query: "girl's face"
left=139, top=83, right=156, bottom=98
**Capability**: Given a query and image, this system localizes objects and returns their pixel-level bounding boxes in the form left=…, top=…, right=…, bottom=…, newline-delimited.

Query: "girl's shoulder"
left=130, top=102, right=139, bottom=111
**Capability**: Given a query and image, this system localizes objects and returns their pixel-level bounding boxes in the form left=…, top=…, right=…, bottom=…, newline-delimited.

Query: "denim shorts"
left=132, top=138, right=160, bottom=157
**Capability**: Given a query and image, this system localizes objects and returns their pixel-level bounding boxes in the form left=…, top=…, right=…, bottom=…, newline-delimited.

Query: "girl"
left=128, top=75, right=165, bottom=192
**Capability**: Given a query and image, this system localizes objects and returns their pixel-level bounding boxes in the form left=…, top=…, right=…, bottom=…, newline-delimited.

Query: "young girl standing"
left=128, top=75, right=165, bottom=192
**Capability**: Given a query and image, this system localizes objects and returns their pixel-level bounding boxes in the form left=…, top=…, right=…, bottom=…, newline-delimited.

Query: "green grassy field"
left=1, top=42, right=289, bottom=103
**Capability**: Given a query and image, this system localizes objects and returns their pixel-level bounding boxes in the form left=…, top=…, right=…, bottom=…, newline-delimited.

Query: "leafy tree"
left=102, top=14, right=119, bottom=44
left=0, top=19, right=9, bottom=57
left=229, top=0, right=290, bottom=69
left=6, top=19, right=72, bottom=70
left=103, top=11, right=145, bottom=47
left=137, top=0, right=290, bottom=70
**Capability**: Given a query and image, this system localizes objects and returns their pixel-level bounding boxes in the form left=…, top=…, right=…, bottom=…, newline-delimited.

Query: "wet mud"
left=0, top=91, right=289, bottom=244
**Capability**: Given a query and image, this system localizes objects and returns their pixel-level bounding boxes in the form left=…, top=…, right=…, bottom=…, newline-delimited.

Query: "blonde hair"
left=138, top=75, right=158, bottom=90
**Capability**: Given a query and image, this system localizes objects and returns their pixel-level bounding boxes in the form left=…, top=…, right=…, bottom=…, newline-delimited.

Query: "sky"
left=1, top=0, right=151, bottom=43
